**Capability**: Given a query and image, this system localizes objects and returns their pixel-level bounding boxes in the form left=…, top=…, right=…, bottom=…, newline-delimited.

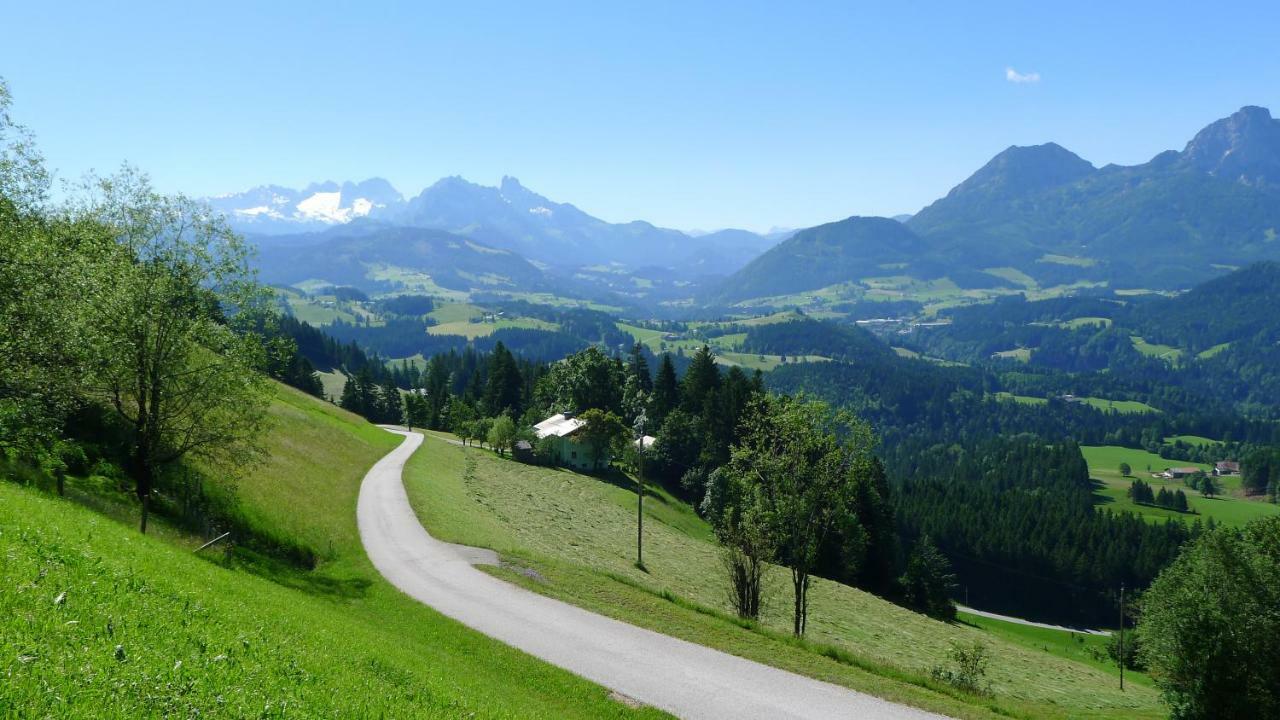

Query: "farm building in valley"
left=1214, top=461, right=1240, bottom=476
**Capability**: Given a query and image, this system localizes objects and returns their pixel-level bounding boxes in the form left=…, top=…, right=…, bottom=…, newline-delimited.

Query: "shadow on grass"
left=225, top=546, right=373, bottom=599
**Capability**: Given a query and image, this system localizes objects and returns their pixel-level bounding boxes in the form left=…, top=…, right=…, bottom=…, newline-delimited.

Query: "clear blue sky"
left=4, top=1, right=1278, bottom=232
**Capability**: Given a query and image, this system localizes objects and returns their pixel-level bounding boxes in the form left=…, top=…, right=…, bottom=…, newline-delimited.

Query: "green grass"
left=1083, top=445, right=1280, bottom=528
left=1037, top=254, right=1098, bottom=267
left=1130, top=336, right=1184, bottom=364
left=403, top=435, right=1163, bottom=719
left=1073, top=397, right=1160, bottom=414
left=991, top=348, right=1032, bottom=362
left=1062, top=317, right=1112, bottom=330
left=991, top=392, right=1048, bottom=406
left=955, top=613, right=1144, bottom=687
left=1163, top=435, right=1217, bottom=448
left=429, top=316, right=558, bottom=340
left=316, top=369, right=346, bottom=401
left=0, top=384, right=665, bottom=719
left=285, top=296, right=356, bottom=326
left=1196, top=342, right=1231, bottom=359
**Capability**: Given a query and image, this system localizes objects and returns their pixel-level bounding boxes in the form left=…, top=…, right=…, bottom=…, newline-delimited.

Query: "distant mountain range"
left=718, top=106, right=1280, bottom=302
left=211, top=176, right=775, bottom=276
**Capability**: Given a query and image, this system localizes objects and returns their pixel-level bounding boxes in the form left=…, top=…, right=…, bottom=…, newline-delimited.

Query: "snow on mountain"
left=207, top=178, right=403, bottom=234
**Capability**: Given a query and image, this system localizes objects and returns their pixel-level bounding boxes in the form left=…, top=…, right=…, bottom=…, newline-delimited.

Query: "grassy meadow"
left=0, top=384, right=666, bottom=719
left=404, top=433, right=1164, bottom=720
left=1083, top=445, right=1280, bottom=528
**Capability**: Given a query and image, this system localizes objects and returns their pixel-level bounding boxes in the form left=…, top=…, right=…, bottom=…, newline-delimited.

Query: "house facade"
left=533, top=413, right=596, bottom=470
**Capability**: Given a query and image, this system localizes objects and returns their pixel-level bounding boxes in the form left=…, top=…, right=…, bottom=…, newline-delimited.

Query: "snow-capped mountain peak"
left=207, top=178, right=402, bottom=233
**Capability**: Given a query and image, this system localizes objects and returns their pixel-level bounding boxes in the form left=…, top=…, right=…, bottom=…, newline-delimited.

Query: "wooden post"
left=1119, top=582, right=1125, bottom=691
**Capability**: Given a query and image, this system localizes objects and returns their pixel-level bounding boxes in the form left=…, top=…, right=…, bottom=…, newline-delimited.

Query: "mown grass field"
left=404, top=434, right=1163, bottom=720
left=428, top=316, right=558, bottom=339
left=0, top=384, right=664, bottom=719
left=1083, top=445, right=1280, bottom=528
left=1130, top=336, right=1184, bottom=364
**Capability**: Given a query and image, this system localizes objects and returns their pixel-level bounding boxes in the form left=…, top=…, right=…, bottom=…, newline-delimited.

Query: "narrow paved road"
left=358, top=429, right=949, bottom=720
left=958, top=606, right=1111, bottom=636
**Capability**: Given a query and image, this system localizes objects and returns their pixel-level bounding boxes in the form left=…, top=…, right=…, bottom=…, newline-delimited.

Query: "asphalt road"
left=357, top=429, right=950, bottom=720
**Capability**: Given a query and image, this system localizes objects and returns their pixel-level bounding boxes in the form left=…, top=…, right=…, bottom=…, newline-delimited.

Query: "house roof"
left=534, top=413, right=586, bottom=439
left=1169, top=467, right=1202, bottom=474
left=1216, top=461, right=1240, bottom=469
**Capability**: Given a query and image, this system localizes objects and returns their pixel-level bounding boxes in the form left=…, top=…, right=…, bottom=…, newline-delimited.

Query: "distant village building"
left=1214, top=461, right=1240, bottom=476
left=533, top=413, right=594, bottom=470
left=1162, top=467, right=1203, bottom=479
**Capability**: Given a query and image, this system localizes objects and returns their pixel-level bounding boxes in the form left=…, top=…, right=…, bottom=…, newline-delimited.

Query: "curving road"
left=358, top=429, right=949, bottom=720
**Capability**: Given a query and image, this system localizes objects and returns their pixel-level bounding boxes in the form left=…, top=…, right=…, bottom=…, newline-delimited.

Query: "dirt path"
left=357, top=429, right=949, bottom=720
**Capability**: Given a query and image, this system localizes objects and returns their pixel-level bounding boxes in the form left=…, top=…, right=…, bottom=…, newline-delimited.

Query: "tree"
left=649, top=353, right=679, bottom=429
left=1198, top=474, right=1220, bottom=498
left=1119, top=462, right=1132, bottom=477
left=1137, top=517, right=1280, bottom=719
left=901, top=535, right=958, bottom=620
left=482, top=341, right=523, bottom=417
left=487, top=414, right=517, bottom=456
left=577, top=408, right=627, bottom=471
left=85, top=171, right=271, bottom=533
left=705, top=467, right=773, bottom=620
left=720, top=393, right=875, bottom=636
left=535, top=346, right=623, bottom=416
left=680, top=345, right=720, bottom=414
left=0, top=80, right=103, bottom=456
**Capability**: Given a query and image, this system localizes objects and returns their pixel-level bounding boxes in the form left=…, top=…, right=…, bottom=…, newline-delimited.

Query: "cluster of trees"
left=1243, top=447, right=1280, bottom=501
left=1138, top=516, right=1280, bottom=719
left=0, top=82, right=274, bottom=533
left=701, top=394, right=901, bottom=633
left=1127, top=479, right=1191, bottom=512
left=889, top=436, right=1195, bottom=624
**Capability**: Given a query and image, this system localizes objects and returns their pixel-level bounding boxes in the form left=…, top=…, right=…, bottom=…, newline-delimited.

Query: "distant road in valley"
left=358, top=429, right=950, bottom=720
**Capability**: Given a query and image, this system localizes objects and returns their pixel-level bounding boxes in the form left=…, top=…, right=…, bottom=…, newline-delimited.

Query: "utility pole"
left=634, top=410, right=647, bottom=570
left=1119, top=582, right=1125, bottom=691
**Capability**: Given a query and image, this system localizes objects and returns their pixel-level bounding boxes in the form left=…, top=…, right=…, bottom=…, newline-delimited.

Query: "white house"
left=533, top=413, right=593, bottom=470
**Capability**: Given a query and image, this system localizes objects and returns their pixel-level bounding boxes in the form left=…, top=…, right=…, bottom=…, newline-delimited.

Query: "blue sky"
left=3, top=1, right=1278, bottom=232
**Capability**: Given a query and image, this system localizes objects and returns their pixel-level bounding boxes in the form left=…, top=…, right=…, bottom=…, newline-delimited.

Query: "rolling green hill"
left=716, top=216, right=930, bottom=303
left=0, top=384, right=665, bottom=719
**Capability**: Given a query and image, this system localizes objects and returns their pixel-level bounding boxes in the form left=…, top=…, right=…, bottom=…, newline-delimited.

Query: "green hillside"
left=1, top=384, right=665, bottom=719
left=717, top=216, right=929, bottom=303
left=405, top=434, right=1163, bottom=720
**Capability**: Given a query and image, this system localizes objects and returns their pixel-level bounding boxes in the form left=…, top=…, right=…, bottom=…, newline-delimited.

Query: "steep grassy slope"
left=1, top=384, right=665, bottom=719
left=405, top=434, right=1163, bottom=720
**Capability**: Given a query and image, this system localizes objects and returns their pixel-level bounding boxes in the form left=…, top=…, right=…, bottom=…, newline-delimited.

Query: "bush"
left=930, top=640, right=991, bottom=695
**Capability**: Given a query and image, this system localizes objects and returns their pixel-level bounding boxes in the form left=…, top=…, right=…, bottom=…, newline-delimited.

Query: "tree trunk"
left=792, top=569, right=809, bottom=636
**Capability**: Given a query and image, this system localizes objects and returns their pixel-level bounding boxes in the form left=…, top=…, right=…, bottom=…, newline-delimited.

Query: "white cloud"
left=1005, top=67, right=1041, bottom=84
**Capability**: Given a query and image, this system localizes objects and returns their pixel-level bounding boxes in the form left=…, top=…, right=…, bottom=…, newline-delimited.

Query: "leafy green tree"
left=1198, top=474, right=1220, bottom=498
left=1138, top=517, right=1280, bottom=719
left=487, top=414, right=517, bottom=456
left=84, top=171, right=271, bottom=533
left=720, top=393, right=876, bottom=636
left=0, top=80, right=104, bottom=455
left=535, top=346, right=622, bottom=415
left=901, top=535, right=957, bottom=620
left=1119, top=462, right=1132, bottom=477
left=578, top=408, right=627, bottom=471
